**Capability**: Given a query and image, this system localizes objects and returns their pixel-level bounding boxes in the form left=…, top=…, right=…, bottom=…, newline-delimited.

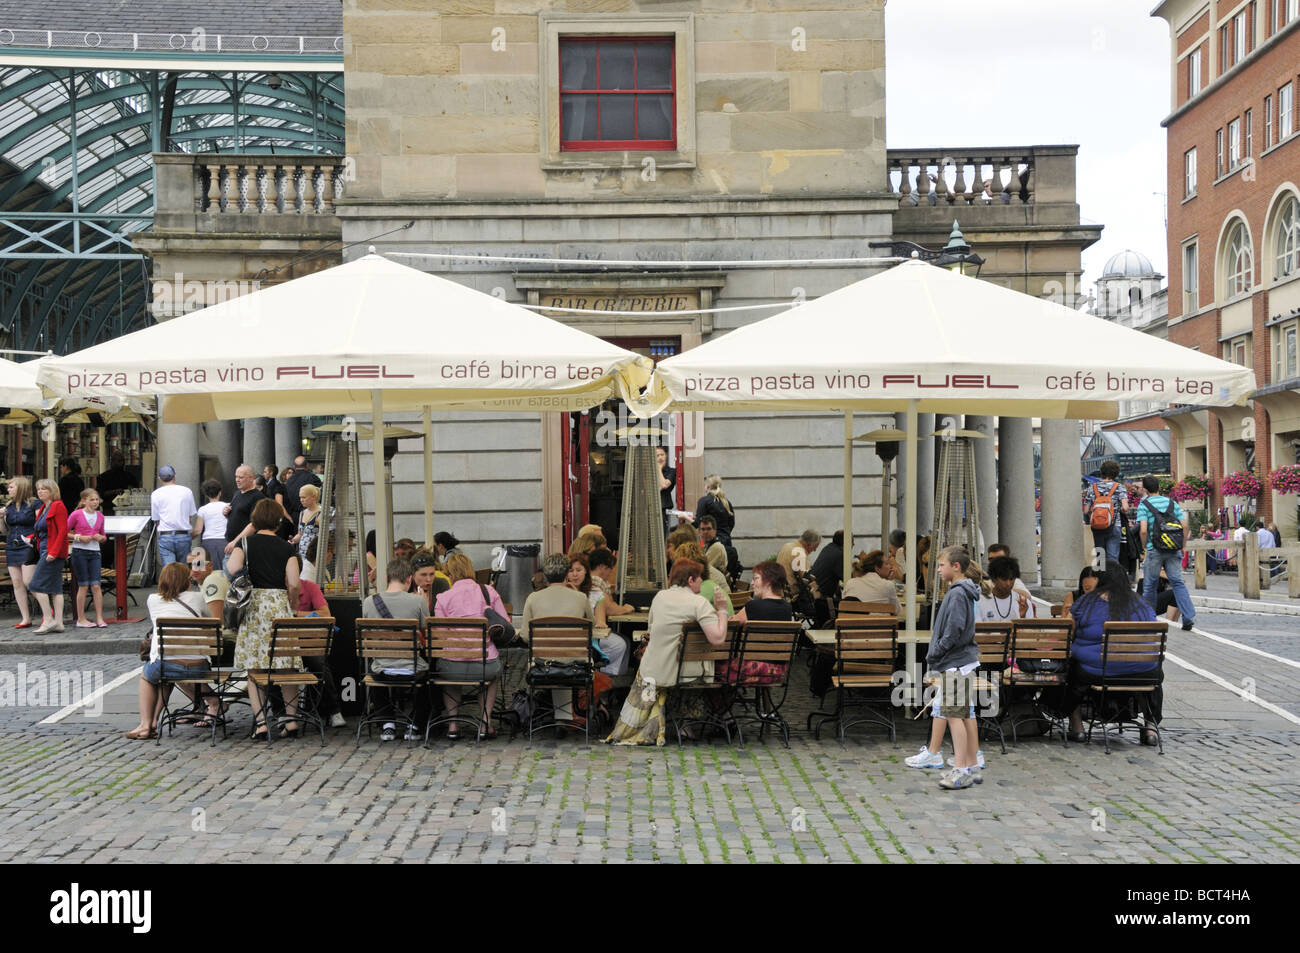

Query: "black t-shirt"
left=226, top=489, right=262, bottom=541
left=246, top=533, right=295, bottom=589
left=264, top=478, right=284, bottom=503
left=95, top=466, right=137, bottom=516
left=283, top=469, right=322, bottom=522
left=744, top=597, right=794, bottom=622
left=659, top=466, right=676, bottom=512
left=59, top=474, right=85, bottom=514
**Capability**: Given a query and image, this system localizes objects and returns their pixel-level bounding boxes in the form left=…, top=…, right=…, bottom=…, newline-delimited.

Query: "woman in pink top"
left=433, top=553, right=506, bottom=739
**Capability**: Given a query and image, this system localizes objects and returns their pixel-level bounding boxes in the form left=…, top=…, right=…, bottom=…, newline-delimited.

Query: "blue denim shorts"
left=70, top=548, right=102, bottom=587
left=143, top=658, right=211, bottom=685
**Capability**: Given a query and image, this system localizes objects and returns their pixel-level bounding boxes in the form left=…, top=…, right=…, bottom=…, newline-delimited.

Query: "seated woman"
left=1060, top=566, right=1099, bottom=614
left=840, top=549, right=900, bottom=612
left=606, top=558, right=729, bottom=747
left=126, top=562, right=218, bottom=739
left=433, top=553, right=506, bottom=740
left=721, top=560, right=793, bottom=686
left=568, top=555, right=628, bottom=676
left=673, top=541, right=734, bottom=611
left=1050, top=564, right=1162, bottom=745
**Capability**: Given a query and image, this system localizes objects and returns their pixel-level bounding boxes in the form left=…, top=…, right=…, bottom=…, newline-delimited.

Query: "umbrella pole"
left=842, top=410, right=853, bottom=587
left=46, top=418, right=57, bottom=481
left=372, top=390, right=389, bottom=589
left=423, top=404, right=434, bottom=549
left=904, top=399, right=918, bottom=709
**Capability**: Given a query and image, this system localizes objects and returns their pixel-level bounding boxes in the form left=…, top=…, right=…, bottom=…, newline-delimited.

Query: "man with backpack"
left=1137, top=474, right=1196, bottom=631
left=1083, top=459, right=1129, bottom=563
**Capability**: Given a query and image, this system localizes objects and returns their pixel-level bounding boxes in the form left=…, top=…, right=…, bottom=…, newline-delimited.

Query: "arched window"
left=1274, top=196, right=1300, bottom=280
left=1224, top=221, right=1254, bottom=297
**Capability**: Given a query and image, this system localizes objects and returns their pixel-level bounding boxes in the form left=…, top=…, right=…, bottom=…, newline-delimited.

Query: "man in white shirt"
left=1256, top=522, right=1276, bottom=550
left=150, top=465, right=196, bottom=568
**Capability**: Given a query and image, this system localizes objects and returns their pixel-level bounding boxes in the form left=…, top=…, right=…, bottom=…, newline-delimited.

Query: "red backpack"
left=1090, top=483, right=1117, bottom=530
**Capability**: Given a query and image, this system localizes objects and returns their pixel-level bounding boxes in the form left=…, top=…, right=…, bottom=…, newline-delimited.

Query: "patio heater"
left=313, top=425, right=370, bottom=599
left=616, top=429, right=668, bottom=599
left=855, top=427, right=904, bottom=552
left=927, top=428, right=985, bottom=605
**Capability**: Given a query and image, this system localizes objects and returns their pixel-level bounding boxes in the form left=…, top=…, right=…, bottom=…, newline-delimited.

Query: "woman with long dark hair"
left=1053, top=564, right=1161, bottom=745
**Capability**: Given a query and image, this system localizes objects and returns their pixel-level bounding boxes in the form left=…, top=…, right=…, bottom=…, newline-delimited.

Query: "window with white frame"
left=1229, top=118, right=1242, bottom=168
left=1235, top=10, right=1248, bottom=62
left=1184, top=241, right=1199, bottom=313
left=1273, top=319, right=1299, bottom=380
left=1246, top=108, right=1254, bottom=158
left=1223, top=334, right=1252, bottom=367
left=1282, top=82, right=1294, bottom=138
left=1266, top=94, right=1274, bottom=146
left=1224, top=221, right=1254, bottom=297
left=1185, top=147, right=1198, bottom=197
left=1281, top=0, right=1300, bottom=31
left=1217, top=128, right=1226, bottom=175
left=1189, top=48, right=1202, bottom=95
left=1275, top=196, right=1300, bottom=278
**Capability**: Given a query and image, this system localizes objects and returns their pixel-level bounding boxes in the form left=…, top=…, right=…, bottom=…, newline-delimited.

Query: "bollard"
left=1241, top=531, right=1260, bottom=600
left=1194, top=547, right=1207, bottom=589
left=1291, top=553, right=1300, bottom=600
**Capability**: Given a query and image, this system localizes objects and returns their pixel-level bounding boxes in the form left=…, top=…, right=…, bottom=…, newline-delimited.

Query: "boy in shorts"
left=904, top=545, right=983, bottom=790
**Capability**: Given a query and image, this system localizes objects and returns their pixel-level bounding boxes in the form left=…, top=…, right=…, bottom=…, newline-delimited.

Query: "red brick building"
left=1156, top=0, right=1300, bottom=539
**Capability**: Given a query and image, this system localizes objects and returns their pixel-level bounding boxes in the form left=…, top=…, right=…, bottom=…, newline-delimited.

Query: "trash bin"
left=498, top=542, right=541, bottom=614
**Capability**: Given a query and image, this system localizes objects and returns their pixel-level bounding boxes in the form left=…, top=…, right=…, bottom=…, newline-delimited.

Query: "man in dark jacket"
left=904, top=546, right=982, bottom=790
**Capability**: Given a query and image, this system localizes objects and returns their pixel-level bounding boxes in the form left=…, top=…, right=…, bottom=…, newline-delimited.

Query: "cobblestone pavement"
left=0, top=631, right=1297, bottom=863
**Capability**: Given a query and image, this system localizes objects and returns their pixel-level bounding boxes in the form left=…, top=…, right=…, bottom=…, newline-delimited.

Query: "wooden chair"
left=669, top=622, right=737, bottom=746
left=1085, top=621, right=1168, bottom=754
left=837, top=599, right=899, bottom=618
left=523, top=616, right=595, bottom=743
left=354, top=618, right=428, bottom=744
left=1007, top=618, right=1074, bottom=744
left=425, top=617, right=495, bottom=744
left=154, top=617, right=225, bottom=746
left=729, top=589, right=754, bottom=611
left=973, top=622, right=1013, bottom=754
left=813, top=616, right=898, bottom=743
left=247, top=617, right=334, bottom=745
left=728, top=620, right=802, bottom=747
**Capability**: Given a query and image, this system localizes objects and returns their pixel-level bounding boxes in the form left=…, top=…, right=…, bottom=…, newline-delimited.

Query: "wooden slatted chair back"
left=424, top=617, right=489, bottom=666
left=355, top=618, right=423, bottom=666
left=1099, top=621, right=1167, bottom=676
left=269, top=617, right=334, bottom=664
left=156, top=617, right=222, bottom=661
left=528, top=616, right=592, bottom=662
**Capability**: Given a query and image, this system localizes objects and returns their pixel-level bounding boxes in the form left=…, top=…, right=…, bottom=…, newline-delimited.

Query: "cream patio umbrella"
left=36, top=253, right=654, bottom=583
left=631, top=258, right=1258, bottom=695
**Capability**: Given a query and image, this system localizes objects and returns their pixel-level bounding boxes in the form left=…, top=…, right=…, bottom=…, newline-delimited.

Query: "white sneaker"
left=905, top=746, right=946, bottom=769
left=329, top=712, right=346, bottom=728
left=380, top=722, right=396, bottom=742
left=947, top=750, right=986, bottom=769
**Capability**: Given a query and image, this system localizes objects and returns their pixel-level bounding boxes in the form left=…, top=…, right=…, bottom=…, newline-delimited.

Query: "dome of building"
left=1101, top=249, right=1157, bottom=279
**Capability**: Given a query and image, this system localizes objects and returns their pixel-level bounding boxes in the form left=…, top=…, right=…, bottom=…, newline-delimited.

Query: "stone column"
left=274, top=418, right=302, bottom=471
left=157, top=420, right=200, bottom=505
left=965, top=415, right=999, bottom=549
left=1041, top=418, right=1083, bottom=589
left=997, top=417, right=1039, bottom=584
left=207, top=420, right=241, bottom=498
left=243, top=417, right=275, bottom=474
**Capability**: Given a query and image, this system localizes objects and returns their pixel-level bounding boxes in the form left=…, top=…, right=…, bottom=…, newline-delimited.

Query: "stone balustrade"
left=888, top=149, right=1035, bottom=207
left=193, top=155, right=347, bottom=215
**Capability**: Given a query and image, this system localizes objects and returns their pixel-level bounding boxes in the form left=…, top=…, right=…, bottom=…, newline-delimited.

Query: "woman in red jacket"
left=31, top=478, right=69, bottom=633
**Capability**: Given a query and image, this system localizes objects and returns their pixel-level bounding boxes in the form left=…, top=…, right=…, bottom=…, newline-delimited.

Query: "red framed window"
left=559, top=36, right=676, bottom=151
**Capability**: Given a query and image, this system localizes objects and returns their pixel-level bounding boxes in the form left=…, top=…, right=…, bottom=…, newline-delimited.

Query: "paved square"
left=0, top=609, right=1297, bottom=863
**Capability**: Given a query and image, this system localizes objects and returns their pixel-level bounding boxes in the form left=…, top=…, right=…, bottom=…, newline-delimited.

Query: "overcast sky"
left=886, top=0, right=1171, bottom=297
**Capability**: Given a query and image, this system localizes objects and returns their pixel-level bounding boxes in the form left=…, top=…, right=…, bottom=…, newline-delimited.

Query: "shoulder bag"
left=480, top=583, right=517, bottom=648
left=222, top=540, right=253, bottom=631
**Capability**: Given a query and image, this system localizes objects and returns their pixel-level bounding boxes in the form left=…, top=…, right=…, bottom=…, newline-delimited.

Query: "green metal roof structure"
left=0, top=0, right=343, bottom=355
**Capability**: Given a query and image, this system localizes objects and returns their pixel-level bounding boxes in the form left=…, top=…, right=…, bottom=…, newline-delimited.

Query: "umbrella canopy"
left=35, top=254, right=654, bottom=423
left=633, top=258, right=1256, bottom=419
left=0, top=356, right=46, bottom=409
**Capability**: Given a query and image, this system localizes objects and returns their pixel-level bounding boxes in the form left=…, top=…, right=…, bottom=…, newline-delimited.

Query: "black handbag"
left=480, top=583, right=517, bottom=648
left=222, top=542, right=253, bottom=631
left=528, top=660, right=591, bottom=680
